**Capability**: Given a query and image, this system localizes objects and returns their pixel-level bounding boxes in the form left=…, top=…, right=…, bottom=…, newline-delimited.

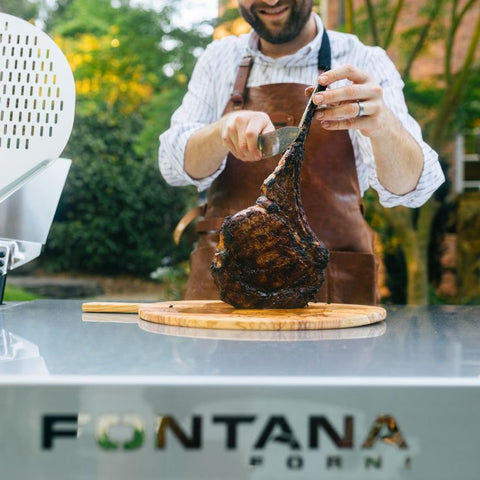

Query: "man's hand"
left=220, top=110, right=275, bottom=162
left=306, top=64, right=387, bottom=138
left=184, top=110, right=275, bottom=180
left=305, top=64, right=424, bottom=196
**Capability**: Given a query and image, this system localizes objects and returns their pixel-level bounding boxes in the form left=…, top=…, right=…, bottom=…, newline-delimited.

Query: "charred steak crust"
left=211, top=85, right=329, bottom=309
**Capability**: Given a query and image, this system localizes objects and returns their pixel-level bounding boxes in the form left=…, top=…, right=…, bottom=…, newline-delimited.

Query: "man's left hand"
left=306, top=64, right=424, bottom=196
left=306, top=64, right=389, bottom=139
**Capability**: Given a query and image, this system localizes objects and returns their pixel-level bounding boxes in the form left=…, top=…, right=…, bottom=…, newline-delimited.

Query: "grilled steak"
left=211, top=86, right=329, bottom=308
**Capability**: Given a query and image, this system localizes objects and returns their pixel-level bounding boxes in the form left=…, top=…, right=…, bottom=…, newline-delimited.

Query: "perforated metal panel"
left=0, top=13, right=75, bottom=201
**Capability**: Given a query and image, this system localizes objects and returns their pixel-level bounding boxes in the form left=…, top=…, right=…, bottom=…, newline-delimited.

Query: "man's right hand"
left=184, top=111, right=275, bottom=180
left=220, top=110, right=275, bottom=162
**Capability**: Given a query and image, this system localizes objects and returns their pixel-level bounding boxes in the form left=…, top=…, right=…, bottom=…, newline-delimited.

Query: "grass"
left=3, top=284, right=41, bottom=302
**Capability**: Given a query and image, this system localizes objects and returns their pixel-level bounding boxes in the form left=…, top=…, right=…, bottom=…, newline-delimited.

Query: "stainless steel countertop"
left=0, top=300, right=479, bottom=378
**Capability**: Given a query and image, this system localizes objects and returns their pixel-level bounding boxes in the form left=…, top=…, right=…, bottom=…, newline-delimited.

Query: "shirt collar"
left=245, top=13, right=325, bottom=67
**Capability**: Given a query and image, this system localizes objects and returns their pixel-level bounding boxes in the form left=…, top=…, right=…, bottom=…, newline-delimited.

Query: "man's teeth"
left=260, top=6, right=288, bottom=15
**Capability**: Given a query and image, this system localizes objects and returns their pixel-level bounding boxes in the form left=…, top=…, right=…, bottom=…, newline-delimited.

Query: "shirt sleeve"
left=351, top=47, right=445, bottom=208
left=158, top=43, right=228, bottom=191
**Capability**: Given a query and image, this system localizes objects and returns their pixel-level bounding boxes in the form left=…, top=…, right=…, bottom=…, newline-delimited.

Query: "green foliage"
left=135, top=86, right=189, bottom=157
left=0, top=0, right=39, bottom=20
left=47, top=0, right=206, bottom=89
left=37, top=0, right=211, bottom=275
left=403, top=79, right=445, bottom=139
left=403, top=79, right=443, bottom=110
left=456, top=67, right=480, bottom=131
left=43, top=103, right=196, bottom=274
left=46, top=0, right=116, bottom=36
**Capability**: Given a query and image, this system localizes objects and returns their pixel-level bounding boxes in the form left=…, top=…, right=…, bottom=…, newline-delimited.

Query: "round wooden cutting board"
left=138, top=300, right=386, bottom=331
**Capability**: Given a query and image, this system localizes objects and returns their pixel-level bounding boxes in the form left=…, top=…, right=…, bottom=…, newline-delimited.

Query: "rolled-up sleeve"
left=159, top=43, right=228, bottom=191
left=352, top=47, right=445, bottom=208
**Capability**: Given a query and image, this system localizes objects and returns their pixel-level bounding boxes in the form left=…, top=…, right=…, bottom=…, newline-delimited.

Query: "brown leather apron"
left=183, top=37, right=378, bottom=305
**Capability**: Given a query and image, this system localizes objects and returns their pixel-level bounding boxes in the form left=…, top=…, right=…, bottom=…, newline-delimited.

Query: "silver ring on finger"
left=356, top=100, right=365, bottom=117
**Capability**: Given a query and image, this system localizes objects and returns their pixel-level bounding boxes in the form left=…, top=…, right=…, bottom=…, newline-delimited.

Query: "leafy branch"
left=403, top=0, right=445, bottom=79
left=365, top=0, right=380, bottom=45
left=383, top=0, right=405, bottom=49
left=445, top=0, right=478, bottom=83
left=431, top=9, right=480, bottom=147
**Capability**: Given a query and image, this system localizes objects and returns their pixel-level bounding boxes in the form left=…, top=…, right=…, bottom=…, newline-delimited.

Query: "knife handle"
left=82, top=302, right=141, bottom=313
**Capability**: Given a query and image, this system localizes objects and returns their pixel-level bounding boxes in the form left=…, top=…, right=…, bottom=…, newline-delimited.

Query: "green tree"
left=46, top=106, right=194, bottom=274
left=351, top=0, right=480, bottom=304
left=0, top=0, right=39, bottom=20
left=39, top=0, right=213, bottom=275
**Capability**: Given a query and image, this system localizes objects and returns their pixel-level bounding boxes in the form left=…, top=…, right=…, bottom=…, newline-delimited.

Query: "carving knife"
left=257, top=126, right=300, bottom=159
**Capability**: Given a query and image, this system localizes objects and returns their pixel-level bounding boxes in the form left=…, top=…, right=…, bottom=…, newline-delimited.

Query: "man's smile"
left=256, top=4, right=290, bottom=20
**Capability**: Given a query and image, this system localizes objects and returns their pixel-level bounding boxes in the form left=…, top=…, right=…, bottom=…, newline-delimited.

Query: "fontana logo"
left=41, top=412, right=412, bottom=472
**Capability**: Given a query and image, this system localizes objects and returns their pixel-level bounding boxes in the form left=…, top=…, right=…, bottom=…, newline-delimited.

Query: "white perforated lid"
left=0, top=13, right=75, bottom=202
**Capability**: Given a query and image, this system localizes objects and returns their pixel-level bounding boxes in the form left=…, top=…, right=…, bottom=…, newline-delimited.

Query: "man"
left=159, top=0, right=445, bottom=304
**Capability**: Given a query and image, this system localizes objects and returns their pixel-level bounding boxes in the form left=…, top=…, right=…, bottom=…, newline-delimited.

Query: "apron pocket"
left=319, top=251, right=379, bottom=305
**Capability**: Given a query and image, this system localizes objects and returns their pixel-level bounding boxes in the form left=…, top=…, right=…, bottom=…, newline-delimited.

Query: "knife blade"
left=257, top=126, right=300, bottom=159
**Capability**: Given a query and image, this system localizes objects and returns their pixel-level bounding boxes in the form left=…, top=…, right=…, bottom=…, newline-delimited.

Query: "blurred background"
left=1, top=0, right=479, bottom=305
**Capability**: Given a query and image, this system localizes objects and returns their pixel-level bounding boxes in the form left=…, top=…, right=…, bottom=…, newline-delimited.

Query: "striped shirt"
left=159, top=14, right=445, bottom=207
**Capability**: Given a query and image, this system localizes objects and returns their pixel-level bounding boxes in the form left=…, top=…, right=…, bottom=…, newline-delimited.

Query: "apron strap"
left=227, top=29, right=331, bottom=110
left=229, top=55, right=253, bottom=110
left=172, top=204, right=206, bottom=245
left=317, top=28, right=331, bottom=71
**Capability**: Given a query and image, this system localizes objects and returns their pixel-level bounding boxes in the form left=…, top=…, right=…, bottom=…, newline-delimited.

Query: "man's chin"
left=240, top=4, right=310, bottom=45
left=256, top=28, right=298, bottom=45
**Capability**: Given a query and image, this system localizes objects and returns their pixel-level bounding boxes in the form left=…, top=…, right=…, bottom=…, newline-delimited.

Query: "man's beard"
left=239, top=1, right=313, bottom=45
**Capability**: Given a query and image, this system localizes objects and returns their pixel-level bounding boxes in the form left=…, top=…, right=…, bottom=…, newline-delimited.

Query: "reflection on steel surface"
left=138, top=318, right=387, bottom=342
left=82, top=311, right=387, bottom=341
left=0, top=328, right=49, bottom=374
